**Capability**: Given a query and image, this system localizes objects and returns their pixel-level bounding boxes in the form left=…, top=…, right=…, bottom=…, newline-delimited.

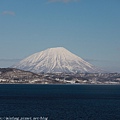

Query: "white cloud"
left=2, top=11, right=15, bottom=16
left=48, top=0, right=80, bottom=3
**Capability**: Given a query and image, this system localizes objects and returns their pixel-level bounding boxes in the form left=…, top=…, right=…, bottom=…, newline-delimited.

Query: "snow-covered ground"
left=0, top=68, right=120, bottom=84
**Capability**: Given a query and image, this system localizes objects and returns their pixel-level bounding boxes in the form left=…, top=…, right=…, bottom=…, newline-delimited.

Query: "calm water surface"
left=0, top=84, right=120, bottom=120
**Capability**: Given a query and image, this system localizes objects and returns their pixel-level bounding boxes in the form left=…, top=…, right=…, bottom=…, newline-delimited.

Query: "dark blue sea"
left=0, top=84, right=120, bottom=120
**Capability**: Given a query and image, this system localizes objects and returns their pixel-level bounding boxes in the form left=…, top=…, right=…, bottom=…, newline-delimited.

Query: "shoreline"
left=0, top=83, right=120, bottom=85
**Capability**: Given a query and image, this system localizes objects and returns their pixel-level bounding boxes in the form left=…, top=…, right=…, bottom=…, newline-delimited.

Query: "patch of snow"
left=12, top=47, right=102, bottom=73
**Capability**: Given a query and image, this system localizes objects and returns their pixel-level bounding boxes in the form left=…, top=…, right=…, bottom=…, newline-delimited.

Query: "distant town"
left=0, top=68, right=120, bottom=84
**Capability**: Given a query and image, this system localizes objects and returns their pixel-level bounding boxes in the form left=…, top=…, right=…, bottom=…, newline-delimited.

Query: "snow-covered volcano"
left=12, top=47, right=101, bottom=73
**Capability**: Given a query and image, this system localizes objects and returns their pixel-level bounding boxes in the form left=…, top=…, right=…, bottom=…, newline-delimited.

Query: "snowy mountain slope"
left=12, top=47, right=102, bottom=73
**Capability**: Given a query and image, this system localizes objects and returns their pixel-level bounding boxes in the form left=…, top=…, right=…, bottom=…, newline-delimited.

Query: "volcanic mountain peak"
left=13, top=47, right=102, bottom=73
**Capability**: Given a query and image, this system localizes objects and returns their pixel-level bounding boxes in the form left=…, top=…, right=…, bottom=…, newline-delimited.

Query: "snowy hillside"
left=12, top=47, right=101, bottom=73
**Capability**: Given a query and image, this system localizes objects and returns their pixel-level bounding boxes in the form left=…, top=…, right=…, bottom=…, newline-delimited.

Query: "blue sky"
left=0, top=0, right=120, bottom=72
